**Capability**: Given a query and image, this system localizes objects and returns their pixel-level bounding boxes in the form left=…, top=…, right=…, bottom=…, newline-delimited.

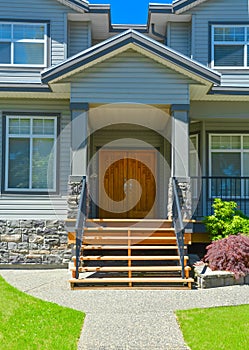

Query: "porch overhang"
left=172, top=0, right=209, bottom=14
left=55, top=0, right=89, bottom=13
left=41, top=29, right=221, bottom=88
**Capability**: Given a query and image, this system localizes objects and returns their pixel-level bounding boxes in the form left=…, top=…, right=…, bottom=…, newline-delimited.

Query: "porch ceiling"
left=88, top=103, right=171, bottom=133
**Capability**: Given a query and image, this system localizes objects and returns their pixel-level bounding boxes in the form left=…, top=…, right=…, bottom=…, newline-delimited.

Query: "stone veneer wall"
left=167, top=177, right=192, bottom=220
left=0, top=219, right=70, bottom=266
left=0, top=176, right=84, bottom=267
left=67, top=175, right=83, bottom=219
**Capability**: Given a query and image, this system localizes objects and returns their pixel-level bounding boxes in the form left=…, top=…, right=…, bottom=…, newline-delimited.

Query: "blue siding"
left=168, top=22, right=191, bottom=57
left=68, top=21, right=91, bottom=57
left=71, top=49, right=193, bottom=104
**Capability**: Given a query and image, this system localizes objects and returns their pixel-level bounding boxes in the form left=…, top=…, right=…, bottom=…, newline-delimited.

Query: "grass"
left=0, top=275, right=85, bottom=350
left=176, top=304, right=249, bottom=350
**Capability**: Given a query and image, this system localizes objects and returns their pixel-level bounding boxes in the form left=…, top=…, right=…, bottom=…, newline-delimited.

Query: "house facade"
left=1, top=0, right=249, bottom=266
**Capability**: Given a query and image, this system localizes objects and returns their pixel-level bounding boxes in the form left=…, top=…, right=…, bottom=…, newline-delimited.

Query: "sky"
left=90, top=1, right=174, bottom=24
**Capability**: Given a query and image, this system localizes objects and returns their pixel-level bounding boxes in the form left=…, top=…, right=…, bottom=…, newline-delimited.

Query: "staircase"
left=67, top=218, right=194, bottom=289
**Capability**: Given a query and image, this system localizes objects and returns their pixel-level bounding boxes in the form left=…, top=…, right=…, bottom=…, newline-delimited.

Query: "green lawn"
left=0, top=275, right=85, bottom=350
left=176, top=304, right=249, bottom=350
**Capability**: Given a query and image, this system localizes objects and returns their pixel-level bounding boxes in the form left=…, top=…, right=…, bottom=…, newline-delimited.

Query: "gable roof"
left=172, top=0, right=209, bottom=13
left=41, top=29, right=220, bottom=86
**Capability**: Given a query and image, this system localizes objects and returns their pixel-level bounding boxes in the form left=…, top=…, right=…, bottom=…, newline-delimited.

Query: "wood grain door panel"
left=99, top=150, right=156, bottom=218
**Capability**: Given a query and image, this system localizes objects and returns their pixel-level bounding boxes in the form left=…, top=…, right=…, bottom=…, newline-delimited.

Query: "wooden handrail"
left=172, top=177, right=185, bottom=279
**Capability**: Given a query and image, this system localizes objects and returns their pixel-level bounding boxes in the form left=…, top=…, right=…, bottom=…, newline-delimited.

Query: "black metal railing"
left=75, top=176, right=87, bottom=279
left=172, top=177, right=185, bottom=279
left=191, top=176, right=249, bottom=219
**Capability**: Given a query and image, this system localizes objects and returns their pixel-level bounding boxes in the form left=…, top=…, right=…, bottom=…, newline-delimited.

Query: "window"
left=209, top=134, right=249, bottom=197
left=211, top=25, right=249, bottom=68
left=0, top=22, right=47, bottom=66
left=5, top=116, right=57, bottom=192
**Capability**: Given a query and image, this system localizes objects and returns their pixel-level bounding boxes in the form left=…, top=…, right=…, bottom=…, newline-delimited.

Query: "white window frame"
left=5, top=116, right=57, bottom=192
left=0, top=22, right=47, bottom=67
left=209, top=133, right=249, bottom=198
left=190, top=134, right=199, bottom=199
left=211, top=24, right=249, bottom=69
left=190, top=134, right=199, bottom=177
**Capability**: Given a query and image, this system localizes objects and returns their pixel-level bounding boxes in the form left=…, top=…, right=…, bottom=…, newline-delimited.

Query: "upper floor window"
left=211, top=25, right=249, bottom=69
left=0, top=22, right=47, bottom=67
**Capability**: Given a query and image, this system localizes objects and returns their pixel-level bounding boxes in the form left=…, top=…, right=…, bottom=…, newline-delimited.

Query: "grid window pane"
left=33, top=119, right=44, bottom=134
left=14, top=42, right=44, bottom=64
left=13, top=24, right=44, bottom=40
left=211, top=135, right=241, bottom=149
left=44, top=119, right=55, bottom=135
left=0, top=42, right=11, bottom=63
left=19, top=119, right=30, bottom=134
left=32, top=138, right=54, bottom=189
left=214, top=27, right=244, bottom=42
left=33, top=119, right=55, bottom=135
left=9, top=118, right=20, bottom=134
left=9, top=118, right=30, bottom=134
left=0, top=24, right=11, bottom=39
left=8, top=138, right=30, bottom=188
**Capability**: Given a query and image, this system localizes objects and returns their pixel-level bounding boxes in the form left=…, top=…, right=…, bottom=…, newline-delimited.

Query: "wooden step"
left=73, top=255, right=189, bottom=261
left=71, top=266, right=189, bottom=272
left=70, top=277, right=194, bottom=285
left=66, top=218, right=173, bottom=227
left=68, top=232, right=192, bottom=245
left=81, top=245, right=186, bottom=250
left=82, top=237, right=179, bottom=245
left=83, top=236, right=176, bottom=240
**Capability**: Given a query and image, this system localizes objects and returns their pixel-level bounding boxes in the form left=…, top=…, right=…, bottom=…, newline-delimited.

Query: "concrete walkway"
left=1, top=269, right=249, bottom=350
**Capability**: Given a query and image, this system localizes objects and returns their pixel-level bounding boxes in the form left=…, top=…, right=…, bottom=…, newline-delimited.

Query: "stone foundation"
left=0, top=219, right=70, bottom=266
left=194, top=264, right=249, bottom=289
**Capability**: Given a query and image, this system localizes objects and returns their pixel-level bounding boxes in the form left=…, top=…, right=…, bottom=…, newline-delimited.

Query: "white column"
left=70, top=103, right=89, bottom=176
left=171, top=105, right=189, bottom=178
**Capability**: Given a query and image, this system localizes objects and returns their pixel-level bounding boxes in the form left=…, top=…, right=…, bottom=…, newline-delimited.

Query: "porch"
left=66, top=174, right=249, bottom=289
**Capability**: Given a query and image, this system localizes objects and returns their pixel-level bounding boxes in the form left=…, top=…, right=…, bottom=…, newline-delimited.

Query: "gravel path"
left=1, top=269, right=249, bottom=350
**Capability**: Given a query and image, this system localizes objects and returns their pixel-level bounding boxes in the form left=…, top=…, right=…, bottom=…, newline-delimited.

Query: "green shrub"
left=204, top=198, right=249, bottom=241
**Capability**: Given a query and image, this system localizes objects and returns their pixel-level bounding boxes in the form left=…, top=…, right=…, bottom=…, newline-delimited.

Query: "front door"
left=99, top=150, right=156, bottom=218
